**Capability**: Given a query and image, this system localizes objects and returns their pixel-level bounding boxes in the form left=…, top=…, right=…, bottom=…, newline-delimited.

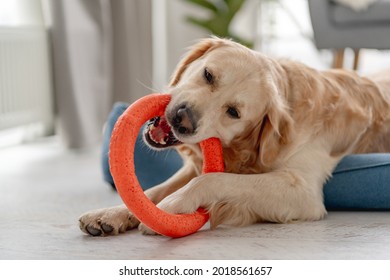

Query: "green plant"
left=183, top=0, right=253, bottom=48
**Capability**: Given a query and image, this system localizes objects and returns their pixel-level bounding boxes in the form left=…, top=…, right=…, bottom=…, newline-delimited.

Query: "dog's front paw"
left=137, top=182, right=204, bottom=236
left=136, top=194, right=197, bottom=236
left=79, top=205, right=139, bottom=236
left=156, top=176, right=206, bottom=215
left=138, top=223, right=159, bottom=235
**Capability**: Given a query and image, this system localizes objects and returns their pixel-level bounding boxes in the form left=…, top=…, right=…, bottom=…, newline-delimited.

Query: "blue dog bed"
left=102, top=103, right=390, bottom=210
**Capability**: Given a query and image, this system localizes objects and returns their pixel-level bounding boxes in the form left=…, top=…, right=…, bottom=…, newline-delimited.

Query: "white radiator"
left=0, top=26, right=53, bottom=133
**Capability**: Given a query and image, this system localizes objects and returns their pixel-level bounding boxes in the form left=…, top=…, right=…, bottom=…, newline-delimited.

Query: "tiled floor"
left=1, top=137, right=390, bottom=260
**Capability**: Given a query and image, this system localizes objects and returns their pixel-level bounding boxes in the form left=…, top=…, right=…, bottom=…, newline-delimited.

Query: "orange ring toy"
left=109, top=93, right=224, bottom=238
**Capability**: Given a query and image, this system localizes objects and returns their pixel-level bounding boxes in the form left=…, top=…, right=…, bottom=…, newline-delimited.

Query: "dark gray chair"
left=308, top=0, right=390, bottom=69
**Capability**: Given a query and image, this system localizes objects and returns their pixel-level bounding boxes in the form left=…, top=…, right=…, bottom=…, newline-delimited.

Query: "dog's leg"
left=79, top=162, right=197, bottom=236
left=150, top=150, right=338, bottom=231
left=152, top=171, right=326, bottom=231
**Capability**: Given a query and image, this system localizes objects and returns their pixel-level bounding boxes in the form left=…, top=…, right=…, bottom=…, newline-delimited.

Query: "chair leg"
left=333, top=48, right=345, bottom=68
left=353, top=49, right=360, bottom=70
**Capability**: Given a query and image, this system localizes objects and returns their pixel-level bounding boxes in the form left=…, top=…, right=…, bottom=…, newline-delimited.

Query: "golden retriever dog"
left=79, top=38, right=390, bottom=236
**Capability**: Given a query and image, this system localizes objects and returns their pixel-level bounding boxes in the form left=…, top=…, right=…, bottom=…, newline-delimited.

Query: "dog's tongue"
left=146, top=116, right=182, bottom=148
left=148, top=116, right=171, bottom=145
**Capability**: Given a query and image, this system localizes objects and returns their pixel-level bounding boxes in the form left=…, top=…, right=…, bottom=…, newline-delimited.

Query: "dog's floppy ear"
left=169, top=38, right=226, bottom=87
left=259, top=80, right=293, bottom=167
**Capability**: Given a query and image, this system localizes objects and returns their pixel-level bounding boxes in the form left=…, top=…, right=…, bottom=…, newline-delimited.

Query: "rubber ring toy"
left=109, top=93, right=224, bottom=238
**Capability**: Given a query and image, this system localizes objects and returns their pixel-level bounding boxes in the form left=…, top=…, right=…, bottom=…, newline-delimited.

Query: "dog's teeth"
left=159, top=139, right=166, bottom=145
left=149, top=124, right=155, bottom=131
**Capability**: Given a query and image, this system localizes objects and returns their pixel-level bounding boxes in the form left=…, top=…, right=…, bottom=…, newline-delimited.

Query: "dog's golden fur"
left=79, top=38, right=390, bottom=236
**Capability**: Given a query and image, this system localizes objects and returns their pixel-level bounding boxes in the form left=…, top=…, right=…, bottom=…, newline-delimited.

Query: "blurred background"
left=1, top=0, right=389, bottom=150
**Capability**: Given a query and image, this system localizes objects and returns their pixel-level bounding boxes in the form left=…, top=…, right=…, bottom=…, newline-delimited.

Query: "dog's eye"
left=226, top=106, right=240, bottom=119
left=204, top=68, right=214, bottom=84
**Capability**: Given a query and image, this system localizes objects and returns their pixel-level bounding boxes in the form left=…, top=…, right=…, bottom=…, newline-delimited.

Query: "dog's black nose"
left=172, top=104, right=195, bottom=135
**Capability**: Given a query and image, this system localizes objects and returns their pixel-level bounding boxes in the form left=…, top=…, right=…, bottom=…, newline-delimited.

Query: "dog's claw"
left=86, top=225, right=102, bottom=236
left=101, top=224, right=114, bottom=233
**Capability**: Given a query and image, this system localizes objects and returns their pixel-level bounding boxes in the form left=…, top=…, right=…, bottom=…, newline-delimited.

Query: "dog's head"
left=145, top=38, right=292, bottom=166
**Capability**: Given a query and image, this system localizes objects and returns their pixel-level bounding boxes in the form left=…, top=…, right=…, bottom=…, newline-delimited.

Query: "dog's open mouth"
left=144, top=116, right=182, bottom=149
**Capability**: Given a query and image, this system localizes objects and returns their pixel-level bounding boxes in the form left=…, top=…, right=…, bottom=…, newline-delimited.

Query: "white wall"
left=152, top=0, right=207, bottom=90
left=152, top=0, right=259, bottom=90
left=0, top=0, right=54, bottom=138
